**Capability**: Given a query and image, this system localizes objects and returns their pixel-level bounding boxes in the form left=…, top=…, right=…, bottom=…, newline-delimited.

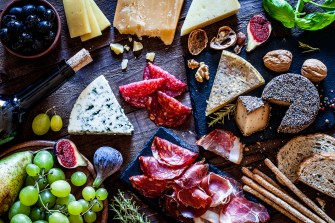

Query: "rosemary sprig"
left=298, top=41, right=320, bottom=53
left=110, top=190, right=151, bottom=223
left=208, top=104, right=236, bottom=127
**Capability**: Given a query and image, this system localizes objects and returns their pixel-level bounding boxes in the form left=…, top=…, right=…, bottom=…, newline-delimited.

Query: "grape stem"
left=45, top=106, right=56, bottom=115
left=81, top=201, right=96, bottom=216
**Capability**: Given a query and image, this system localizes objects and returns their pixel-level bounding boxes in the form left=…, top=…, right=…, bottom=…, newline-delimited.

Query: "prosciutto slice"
left=175, top=163, right=208, bottom=189
left=152, top=136, right=198, bottom=168
left=196, top=129, right=244, bottom=164
left=177, top=187, right=212, bottom=209
left=129, top=175, right=169, bottom=198
left=220, top=197, right=270, bottom=223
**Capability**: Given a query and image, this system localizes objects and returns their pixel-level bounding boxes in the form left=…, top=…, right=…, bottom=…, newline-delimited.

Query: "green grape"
left=47, top=168, right=66, bottom=184
left=83, top=210, right=96, bottom=223
left=68, top=215, right=84, bottom=223
left=56, top=194, right=76, bottom=207
left=8, top=201, right=30, bottom=220
left=33, top=150, right=54, bottom=172
left=10, top=214, right=32, bottom=223
left=32, top=221, right=48, bottom=223
left=0, top=219, right=4, bottom=223
left=50, top=115, right=63, bottom=132
left=32, top=114, right=50, bottom=136
left=91, top=199, right=103, bottom=212
left=48, top=212, right=69, bottom=223
left=68, top=201, right=83, bottom=215
left=26, top=164, right=40, bottom=177
left=71, top=171, right=87, bottom=187
left=36, top=176, right=48, bottom=190
left=37, top=190, right=56, bottom=208
left=29, top=207, right=45, bottom=221
left=19, top=186, right=39, bottom=206
left=78, top=199, right=90, bottom=213
left=95, top=188, right=108, bottom=201
left=82, top=186, right=95, bottom=201
left=25, top=176, right=36, bottom=186
left=50, top=180, right=71, bottom=198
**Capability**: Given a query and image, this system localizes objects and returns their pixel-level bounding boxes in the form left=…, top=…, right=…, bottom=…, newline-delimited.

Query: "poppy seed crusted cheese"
left=262, top=73, right=319, bottom=133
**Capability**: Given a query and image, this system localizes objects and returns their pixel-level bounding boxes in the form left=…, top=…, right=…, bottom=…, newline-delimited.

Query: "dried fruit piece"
left=187, top=59, right=200, bottom=69
left=210, top=26, right=237, bottom=50
left=234, top=32, right=246, bottom=54
left=54, top=139, right=87, bottom=168
left=188, top=29, right=208, bottom=55
left=195, top=62, right=210, bottom=83
left=246, top=15, right=272, bottom=52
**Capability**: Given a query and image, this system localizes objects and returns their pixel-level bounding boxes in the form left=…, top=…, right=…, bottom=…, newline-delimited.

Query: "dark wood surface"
left=1, top=0, right=334, bottom=222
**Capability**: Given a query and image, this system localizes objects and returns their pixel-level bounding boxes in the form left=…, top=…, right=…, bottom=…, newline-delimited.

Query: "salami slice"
left=119, top=78, right=165, bottom=108
left=152, top=136, right=198, bottom=168
left=139, top=156, right=187, bottom=180
left=175, top=163, right=208, bottom=189
left=157, top=91, right=192, bottom=116
left=129, top=175, right=169, bottom=198
left=143, top=63, right=187, bottom=97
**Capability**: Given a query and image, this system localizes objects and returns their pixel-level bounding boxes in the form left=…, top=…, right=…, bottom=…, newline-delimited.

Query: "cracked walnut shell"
left=263, top=50, right=292, bottom=73
left=301, top=59, right=327, bottom=82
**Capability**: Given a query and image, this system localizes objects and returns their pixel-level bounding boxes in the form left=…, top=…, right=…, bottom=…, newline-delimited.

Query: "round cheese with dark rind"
left=262, top=73, right=320, bottom=133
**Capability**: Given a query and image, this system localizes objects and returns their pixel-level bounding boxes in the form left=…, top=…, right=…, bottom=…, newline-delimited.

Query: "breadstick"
left=242, top=176, right=315, bottom=223
left=264, top=158, right=335, bottom=223
left=243, top=185, right=303, bottom=223
left=253, top=168, right=284, bottom=191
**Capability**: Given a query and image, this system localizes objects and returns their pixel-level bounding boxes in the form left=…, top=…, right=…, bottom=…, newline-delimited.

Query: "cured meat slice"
left=219, top=197, right=270, bottom=223
left=200, top=173, right=234, bottom=207
left=129, top=175, right=169, bottom=198
left=196, top=129, right=244, bottom=164
left=177, top=187, right=212, bottom=209
left=152, top=136, right=198, bottom=168
left=144, top=63, right=187, bottom=97
left=175, top=163, right=208, bottom=189
left=119, top=78, right=165, bottom=108
left=139, top=156, right=187, bottom=180
left=157, top=91, right=192, bottom=116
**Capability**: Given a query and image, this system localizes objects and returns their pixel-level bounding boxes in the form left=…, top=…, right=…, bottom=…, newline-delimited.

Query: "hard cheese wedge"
left=80, top=0, right=102, bottom=42
left=68, top=75, right=134, bottom=135
left=113, top=0, right=184, bottom=45
left=89, top=0, right=111, bottom=31
left=206, top=50, right=265, bottom=116
left=63, top=0, right=91, bottom=38
left=181, top=0, right=240, bottom=36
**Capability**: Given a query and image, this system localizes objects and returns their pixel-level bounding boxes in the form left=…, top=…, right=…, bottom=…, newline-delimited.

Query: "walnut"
left=263, top=50, right=292, bottom=73
left=195, top=62, right=209, bottom=82
left=188, top=59, right=200, bottom=69
left=301, top=59, right=327, bottom=82
left=210, top=26, right=237, bottom=50
left=234, top=32, right=246, bottom=54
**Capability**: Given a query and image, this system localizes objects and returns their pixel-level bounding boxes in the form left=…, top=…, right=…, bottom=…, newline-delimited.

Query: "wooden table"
left=1, top=0, right=334, bottom=222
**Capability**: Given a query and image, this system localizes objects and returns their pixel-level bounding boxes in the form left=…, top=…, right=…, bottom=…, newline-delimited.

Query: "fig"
left=246, top=15, right=272, bottom=52
left=54, top=139, right=87, bottom=169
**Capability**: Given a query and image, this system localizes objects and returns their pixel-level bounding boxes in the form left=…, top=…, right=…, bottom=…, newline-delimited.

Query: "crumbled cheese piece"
left=146, top=52, right=155, bottom=62
left=121, top=59, right=129, bottom=70
left=128, top=37, right=132, bottom=42
left=138, top=36, right=142, bottom=40
left=124, top=44, right=130, bottom=51
left=133, top=41, right=143, bottom=52
left=110, top=43, right=124, bottom=55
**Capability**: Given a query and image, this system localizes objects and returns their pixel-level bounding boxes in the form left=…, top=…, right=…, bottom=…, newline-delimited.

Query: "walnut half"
left=301, top=59, right=327, bottom=82
left=263, top=50, right=292, bottom=73
left=195, top=62, right=209, bottom=82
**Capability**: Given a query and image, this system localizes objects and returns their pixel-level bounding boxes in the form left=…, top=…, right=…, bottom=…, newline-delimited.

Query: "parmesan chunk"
left=133, top=41, right=143, bottom=52
left=121, top=59, right=129, bottom=70
left=110, top=43, right=124, bottom=55
left=146, top=52, right=155, bottom=62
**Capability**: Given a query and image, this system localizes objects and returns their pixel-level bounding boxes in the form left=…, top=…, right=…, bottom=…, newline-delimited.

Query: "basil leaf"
left=263, top=0, right=295, bottom=28
left=295, top=11, right=335, bottom=30
left=296, top=0, right=305, bottom=13
left=322, top=0, right=335, bottom=10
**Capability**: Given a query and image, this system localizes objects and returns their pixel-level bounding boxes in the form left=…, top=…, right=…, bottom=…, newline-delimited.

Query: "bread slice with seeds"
left=277, top=133, right=335, bottom=182
left=297, top=152, right=335, bottom=198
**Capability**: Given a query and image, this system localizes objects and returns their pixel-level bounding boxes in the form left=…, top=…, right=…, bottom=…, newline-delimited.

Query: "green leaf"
left=295, top=11, right=335, bottom=30
left=263, top=0, right=295, bottom=28
left=296, top=0, right=305, bottom=13
left=322, top=0, right=335, bottom=10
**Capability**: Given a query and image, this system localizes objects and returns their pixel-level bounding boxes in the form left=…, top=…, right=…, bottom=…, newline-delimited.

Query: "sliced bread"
left=297, top=152, right=335, bottom=198
left=277, top=133, right=335, bottom=182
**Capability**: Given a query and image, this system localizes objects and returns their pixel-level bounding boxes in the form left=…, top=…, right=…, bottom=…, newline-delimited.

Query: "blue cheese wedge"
left=206, top=50, right=265, bottom=116
left=68, top=75, right=134, bottom=135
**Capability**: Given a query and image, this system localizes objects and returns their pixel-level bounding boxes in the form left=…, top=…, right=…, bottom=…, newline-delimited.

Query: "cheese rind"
left=181, top=0, right=240, bottom=36
left=80, top=0, right=102, bottom=42
left=68, top=75, right=134, bottom=135
left=89, top=0, right=111, bottom=31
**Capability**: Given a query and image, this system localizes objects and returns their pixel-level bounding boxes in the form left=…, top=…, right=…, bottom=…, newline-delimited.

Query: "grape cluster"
left=6, top=150, right=108, bottom=223
left=32, top=108, right=63, bottom=136
left=0, top=4, right=57, bottom=55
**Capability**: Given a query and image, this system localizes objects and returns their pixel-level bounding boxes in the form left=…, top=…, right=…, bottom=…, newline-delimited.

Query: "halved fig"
left=246, top=15, right=272, bottom=52
left=54, top=139, right=87, bottom=168
left=210, top=26, right=237, bottom=50
left=188, top=29, right=208, bottom=55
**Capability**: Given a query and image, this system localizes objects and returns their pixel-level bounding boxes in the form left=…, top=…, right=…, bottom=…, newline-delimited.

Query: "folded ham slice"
left=196, top=129, right=244, bottom=164
left=129, top=175, right=169, bottom=198
left=175, top=163, right=209, bottom=189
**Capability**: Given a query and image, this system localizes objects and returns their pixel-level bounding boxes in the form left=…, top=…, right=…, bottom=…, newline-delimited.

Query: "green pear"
left=0, top=151, right=33, bottom=215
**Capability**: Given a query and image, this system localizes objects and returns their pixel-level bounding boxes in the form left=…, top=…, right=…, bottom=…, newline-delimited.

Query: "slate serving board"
left=185, top=30, right=335, bottom=145
left=120, top=127, right=269, bottom=221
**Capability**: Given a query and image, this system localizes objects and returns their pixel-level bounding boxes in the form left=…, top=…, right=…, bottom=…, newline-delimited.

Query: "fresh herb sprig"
left=110, top=190, right=151, bottom=223
left=263, top=0, right=335, bottom=31
left=208, top=104, right=236, bottom=127
left=298, top=41, right=320, bottom=53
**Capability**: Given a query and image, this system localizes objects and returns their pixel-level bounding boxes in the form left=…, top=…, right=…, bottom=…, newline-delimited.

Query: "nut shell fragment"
left=210, top=26, right=237, bottom=50
left=263, top=50, right=292, bottom=73
left=234, top=32, right=246, bottom=54
left=188, top=29, right=208, bottom=55
left=301, top=59, right=327, bottom=82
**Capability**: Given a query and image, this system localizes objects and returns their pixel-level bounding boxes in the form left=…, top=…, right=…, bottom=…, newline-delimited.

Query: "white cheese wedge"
left=181, top=0, right=240, bottom=36
left=68, top=75, right=134, bottom=135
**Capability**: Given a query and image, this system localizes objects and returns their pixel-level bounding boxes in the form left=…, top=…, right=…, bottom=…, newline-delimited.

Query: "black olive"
left=22, top=5, right=36, bottom=19
left=8, top=7, right=22, bottom=18
left=0, top=28, right=10, bottom=43
left=11, top=40, right=24, bottom=52
left=32, top=39, right=44, bottom=53
left=21, top=46, right=33, bottom=55
left=43, top=30, right=55, bottom=41
left=36, top=5, right=46, bottom=18
left=7, top=20, right=23, bottom=35
left=25, top=14, right=40, bottom=30
left=20, top=32, right=33, bottom=44
left=37, top=21, right=52, bottom=35
left=43, top=9, right=55, bottom=22
left=1, top=15, right=17, bottom=27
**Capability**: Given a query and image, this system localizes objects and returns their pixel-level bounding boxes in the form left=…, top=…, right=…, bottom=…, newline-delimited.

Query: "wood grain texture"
left=0, top=0, right=334, bottom=222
